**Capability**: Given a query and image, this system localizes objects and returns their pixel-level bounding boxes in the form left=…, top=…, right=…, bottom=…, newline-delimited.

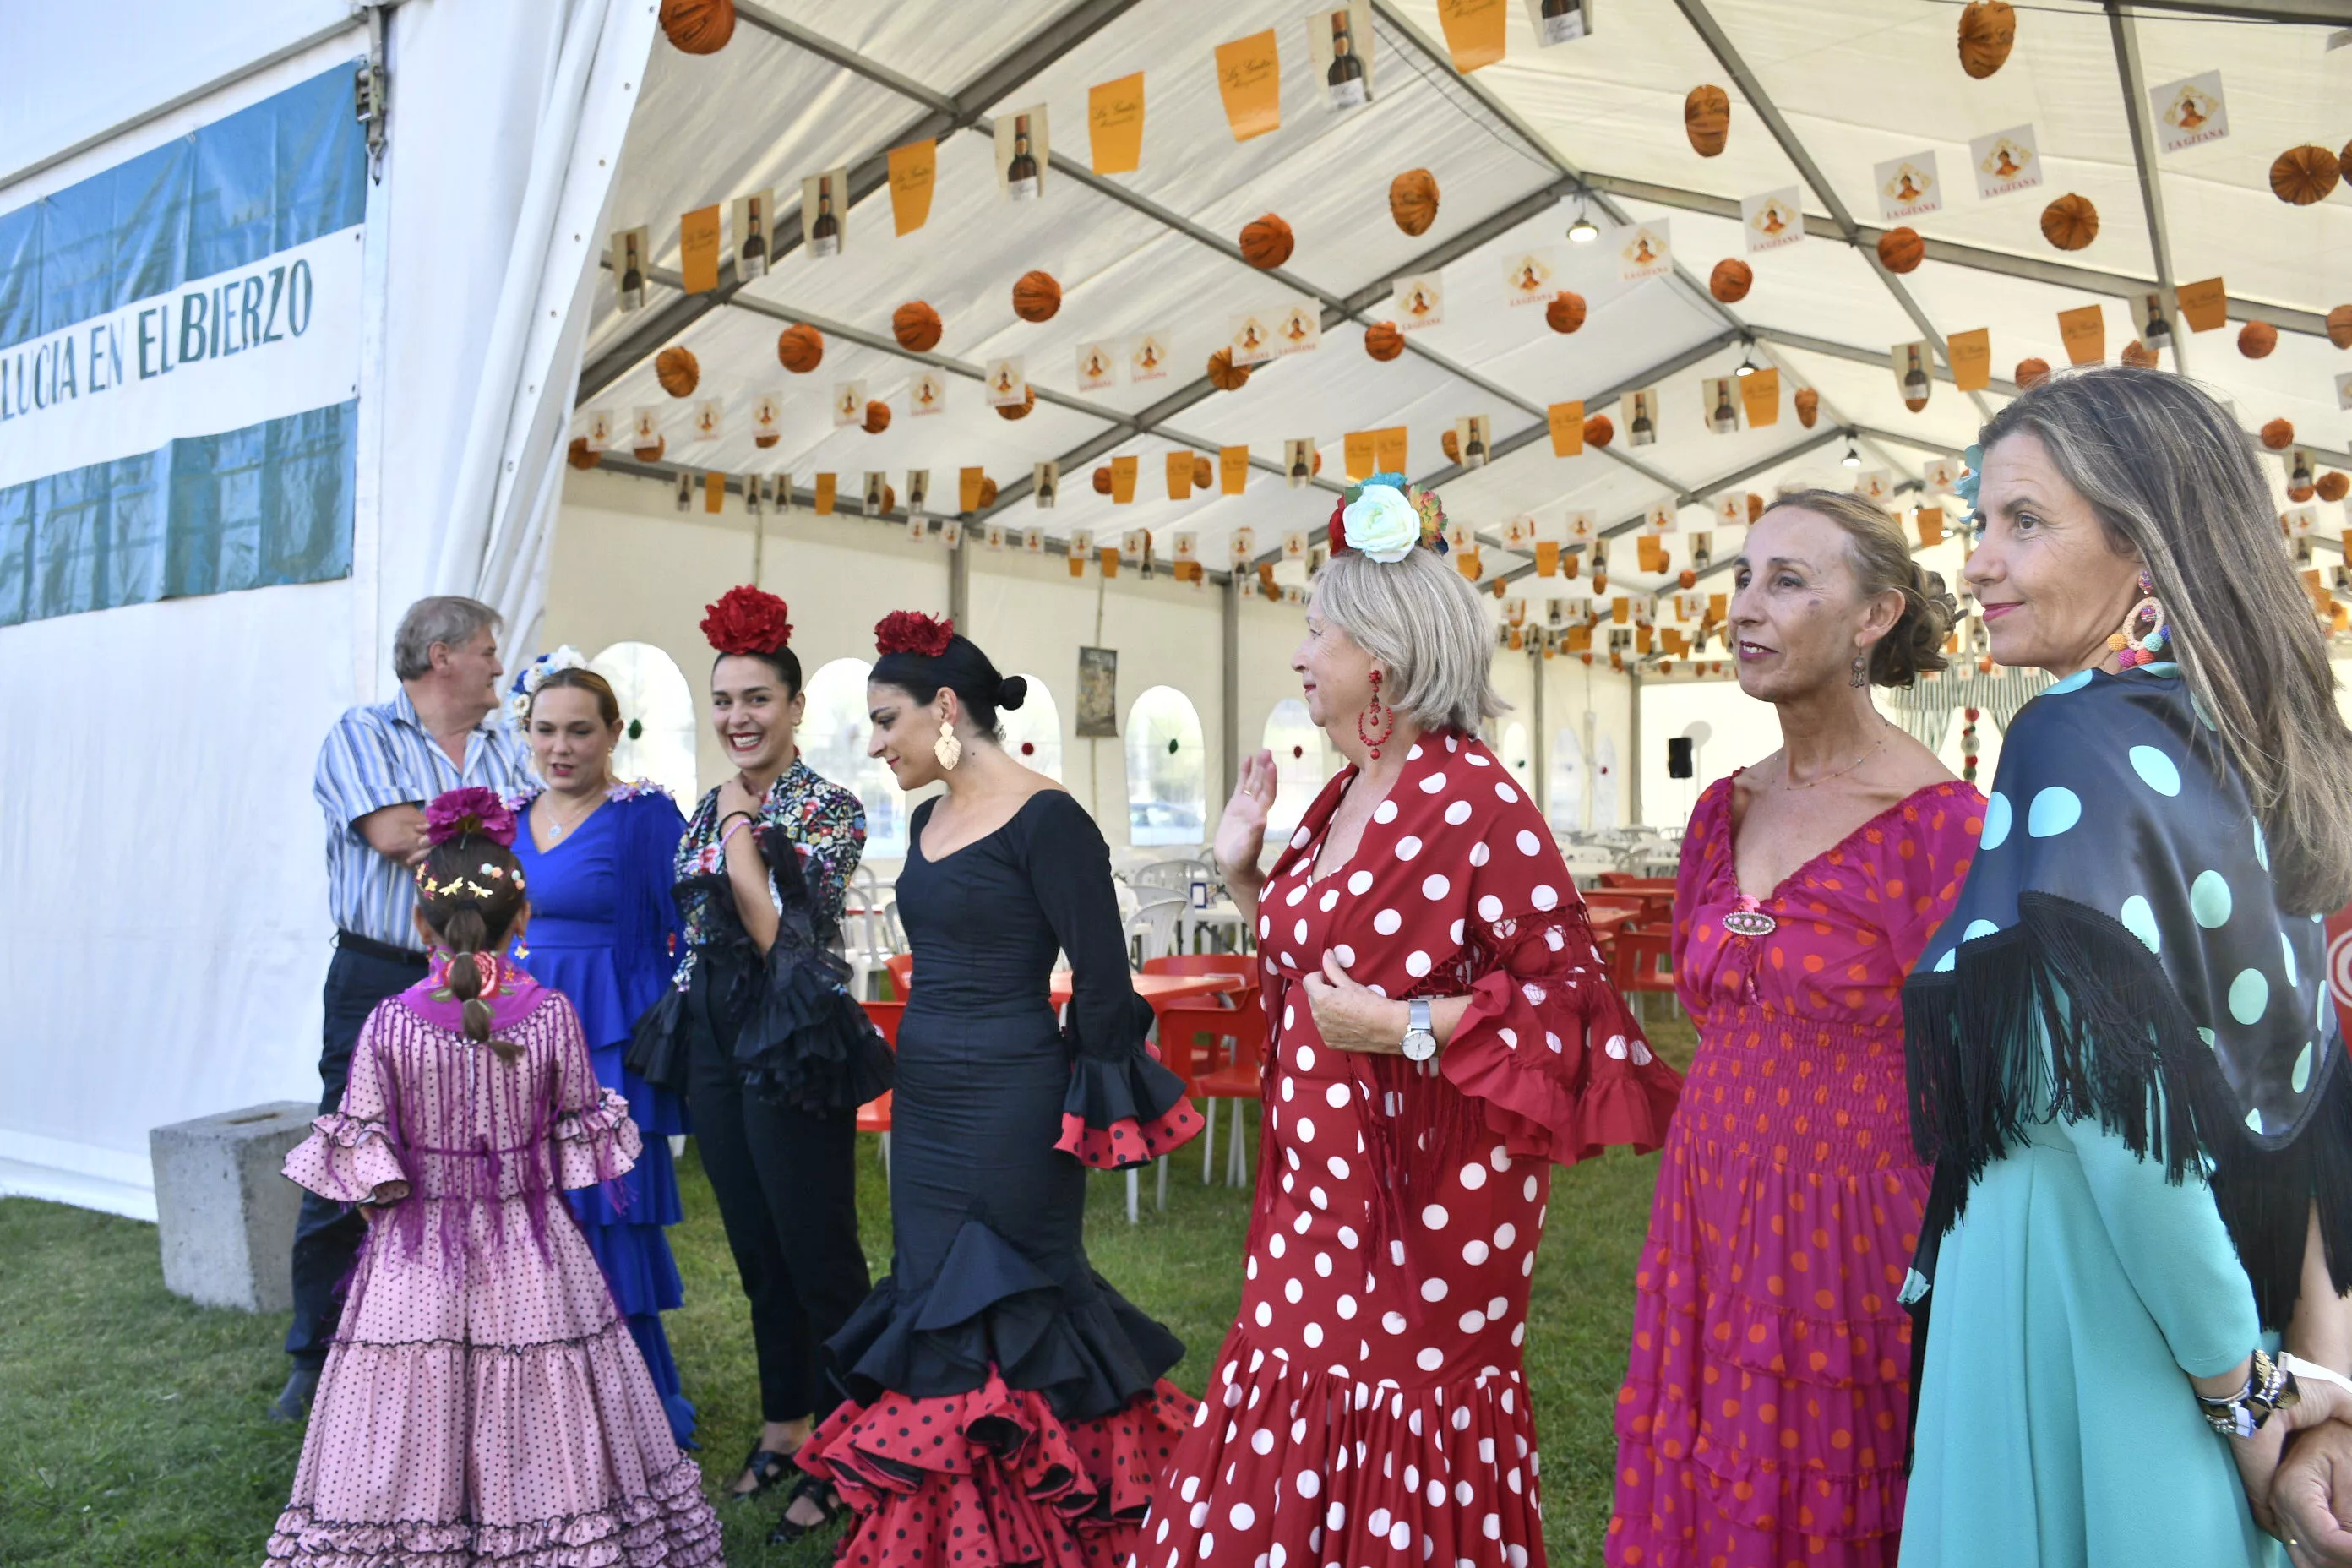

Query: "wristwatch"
left=1401, top=999, right=1438, bottom=1064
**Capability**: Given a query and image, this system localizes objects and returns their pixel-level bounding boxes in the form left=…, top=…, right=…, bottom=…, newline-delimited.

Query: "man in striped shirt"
left=272, top=596, right=536, bottom=1422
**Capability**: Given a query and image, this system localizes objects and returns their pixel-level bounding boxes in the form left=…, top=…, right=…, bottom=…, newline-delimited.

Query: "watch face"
left=1402, top=1031, right=1438, bottom=1063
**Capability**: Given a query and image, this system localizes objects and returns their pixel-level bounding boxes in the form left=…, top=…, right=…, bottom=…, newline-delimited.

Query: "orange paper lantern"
left=754, top=431, right=780, bottom=449
left=862, top=399, right=891, bottom=435
left=1240, top=214, right=1295, bottom=270
left=2015, top=357, right=2051, bottom=389
left=1206, top=348, right=1251, bottom=391
left=1389, top=170, right=1440, bottom=237
left=2328, top=305, right=2352, bottom=349
left=994, top=386, right=1037, bottom=421
left=881, top=484, right=898, bottom=514
left=1583, top=415, right=1614, bottom=448
left=1546, top=292, right=1587, bottom=335
left=1877, top=227, right=1925, bottom=274
left=1709, top=258, right=1752, bottom=302
left=1364, top=321, right=1406, bottom=360
left=1794, top=388, right=1820, bottom=428
left=633, top=434, right=666, bottom=463
left=655, top=346, right=700, bottom=398
left=776, top=324, right=824, bottom=373
left=1746, top=493, right=1765, bottom=522
left=1957, top=1, right=2015, bottom=78
left=1441, top=430, right=1461, bottom=463
left=1193, top=455, right=1214, bottom=490
left=2317, top=472, right=2349, bottom=504
left=1678, top=569, right=1698, bottom=590
left=1685, top=85, right=1730, bottom=157
left=2262, top=418, right=2295, bottom=450
left=1012, top=270, right=1061, bottom=323
left=2240, top=321, right=2278, bottom=359
left=892, top=301, right=942, bottom=353
left=977, top=477, right=999, bottom=509
left=2121, top=340, right=2158, bottom=368
left=1092, top=466, right=1113, bottom=495
left=2270, top=146, right=2339, bottom=207
left=660, top=0, right=735, bottom=55
left=567, top=438, right=600, bottom=471
left=2040, top=194, right=2099, bottom=251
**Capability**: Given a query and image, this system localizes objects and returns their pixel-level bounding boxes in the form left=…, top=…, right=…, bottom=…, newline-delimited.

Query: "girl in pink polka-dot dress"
left=265, top=811, right=721, bottom=1568
left=1606, top=776, right=1979, bottom=1568
left=1140, top=729, right=1681, bottom=1568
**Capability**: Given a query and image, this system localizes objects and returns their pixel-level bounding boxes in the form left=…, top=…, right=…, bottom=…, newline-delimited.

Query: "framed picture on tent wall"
left=1076, top=647, right=1119, bottom=738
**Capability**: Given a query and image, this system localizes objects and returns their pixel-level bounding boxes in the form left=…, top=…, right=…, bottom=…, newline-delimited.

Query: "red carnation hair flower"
left=1326, top=498, right=1352, bottom=558
left=701, top=585, right=793, bottom=656
left=874, top=610, right=954, bottom=659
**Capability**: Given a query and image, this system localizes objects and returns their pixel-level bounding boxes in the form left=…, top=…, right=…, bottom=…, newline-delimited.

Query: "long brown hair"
left=415, top=836, right=529, bottom=1061
left=1975, top=366, right=2352, bottom=914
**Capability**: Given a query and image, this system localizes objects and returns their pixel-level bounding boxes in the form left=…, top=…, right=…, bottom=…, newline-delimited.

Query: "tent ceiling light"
left=1566, top=200, right=1598, bottom=244
left=1841, top=439, right=1862, bottom=468
left=1734, top=346, right=1756, bottom=378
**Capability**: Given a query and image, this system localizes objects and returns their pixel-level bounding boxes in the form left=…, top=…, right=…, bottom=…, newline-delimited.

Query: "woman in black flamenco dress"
left=798, top=613, right=1203, bottom=1567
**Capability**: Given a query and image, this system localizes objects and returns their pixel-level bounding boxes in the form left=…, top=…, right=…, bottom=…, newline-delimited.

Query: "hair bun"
left=996, top=674, right=1029, bottom=712
left=1882, top=565, right=1958, bottom=686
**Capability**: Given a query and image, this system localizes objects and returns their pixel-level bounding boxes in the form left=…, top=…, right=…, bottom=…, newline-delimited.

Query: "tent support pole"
left=1530, top=651, right=1549, bottom=825
left=2104, top=3, right=2192, bottom=378
left=1628, top=669, right=1644, bottom=828
left=1222, top=574, right=1241, bottom=811
left=949, top=531, right=970, bottom=629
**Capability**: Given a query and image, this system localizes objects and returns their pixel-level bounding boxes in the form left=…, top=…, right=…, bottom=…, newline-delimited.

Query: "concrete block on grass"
left=149, top=1102, right=317, bottom=1312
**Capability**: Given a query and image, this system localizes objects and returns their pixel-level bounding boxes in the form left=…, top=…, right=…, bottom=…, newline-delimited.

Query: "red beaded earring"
left=1357, top=670, right=1396, bottom=760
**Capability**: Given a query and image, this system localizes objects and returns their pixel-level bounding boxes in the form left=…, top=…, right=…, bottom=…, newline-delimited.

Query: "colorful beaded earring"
left=1357, top=670, right=1396, bottom=760
left=2110, top=568, right=2168, bottom=668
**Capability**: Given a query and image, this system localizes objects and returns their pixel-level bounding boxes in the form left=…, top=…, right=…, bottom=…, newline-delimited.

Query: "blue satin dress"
left=513, top=782, right=695, bottom=1444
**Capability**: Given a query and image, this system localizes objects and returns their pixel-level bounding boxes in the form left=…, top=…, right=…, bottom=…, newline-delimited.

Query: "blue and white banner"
left=0, top=63, right=367, bottom=625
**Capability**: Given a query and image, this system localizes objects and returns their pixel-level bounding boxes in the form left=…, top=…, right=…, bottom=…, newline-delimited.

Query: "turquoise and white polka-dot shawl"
left=1903, top=663, right=2352, bottom=1327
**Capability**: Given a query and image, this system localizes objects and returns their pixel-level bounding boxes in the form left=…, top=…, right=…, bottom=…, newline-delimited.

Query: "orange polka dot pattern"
left=267, top=994, right=722, bottom=1565
left=1607, top=777, right=1983, bottom=1568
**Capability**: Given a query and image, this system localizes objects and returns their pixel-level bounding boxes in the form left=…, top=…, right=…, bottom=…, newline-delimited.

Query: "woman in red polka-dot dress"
left=265, top=793, right=720, bottom=1567
left=1137, top=480, right=1680, bottom=1568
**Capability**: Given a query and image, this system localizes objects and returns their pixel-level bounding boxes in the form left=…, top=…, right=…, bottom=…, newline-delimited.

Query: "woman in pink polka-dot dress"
left=265, top=801, right=721, bottom=1567
left=1139, top=511, right=1680, bottom=1568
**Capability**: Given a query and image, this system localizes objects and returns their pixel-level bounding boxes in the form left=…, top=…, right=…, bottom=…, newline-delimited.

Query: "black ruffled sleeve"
left=1017, top=792, right=1203, bottom=1170
left=732, top=821, right=895, bottom=1114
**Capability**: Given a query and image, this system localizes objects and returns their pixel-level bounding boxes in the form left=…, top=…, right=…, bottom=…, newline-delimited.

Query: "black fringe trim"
left=1905, top=890, right=2352, bottom=1331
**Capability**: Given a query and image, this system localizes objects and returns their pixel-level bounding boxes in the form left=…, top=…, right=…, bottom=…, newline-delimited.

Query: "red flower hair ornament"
left=700, top=585, right=793, bottom=656
left=875, top=610, right=955, bottom=659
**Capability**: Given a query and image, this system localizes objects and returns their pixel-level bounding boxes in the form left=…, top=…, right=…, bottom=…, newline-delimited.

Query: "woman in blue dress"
left=509, top=654, right=697, bottom=1444
left=1900, top=367, right=2352, bottom=1566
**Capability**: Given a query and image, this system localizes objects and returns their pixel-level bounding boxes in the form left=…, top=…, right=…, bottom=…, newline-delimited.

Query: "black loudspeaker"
left=1667, top=737, right=1695, bottom=779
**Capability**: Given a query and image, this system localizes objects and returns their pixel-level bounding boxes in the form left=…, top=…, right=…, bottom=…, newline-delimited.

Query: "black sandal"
left=726, top=1444, right=794, bottom=1503
left=766, top=1473, right=847, bottom=1546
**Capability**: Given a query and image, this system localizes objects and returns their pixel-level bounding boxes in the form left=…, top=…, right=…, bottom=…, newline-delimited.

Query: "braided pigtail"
left=414, top=833, right=528, bottom=1062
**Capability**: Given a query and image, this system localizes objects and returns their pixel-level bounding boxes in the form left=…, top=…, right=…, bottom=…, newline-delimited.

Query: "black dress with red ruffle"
left=797, top=789, right=1202, bottom=1567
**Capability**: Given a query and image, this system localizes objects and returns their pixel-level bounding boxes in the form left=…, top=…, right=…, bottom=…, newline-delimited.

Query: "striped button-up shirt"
left=313, top=689, right=537, bottom=949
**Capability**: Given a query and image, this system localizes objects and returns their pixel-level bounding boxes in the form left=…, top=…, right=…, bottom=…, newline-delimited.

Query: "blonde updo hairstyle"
left=1759, top=487, right=1957, bottom=688
left=1310, top=546, right=1507, bottom=734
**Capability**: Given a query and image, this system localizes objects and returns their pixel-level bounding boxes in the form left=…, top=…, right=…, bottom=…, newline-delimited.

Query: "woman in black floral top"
left=634, top=586, right=892, bottom=1541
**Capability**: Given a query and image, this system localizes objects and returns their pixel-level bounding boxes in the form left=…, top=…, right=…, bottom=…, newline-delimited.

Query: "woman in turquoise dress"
left=1899, top=367, right=2352, bottom=1566
left=509, top=657, right=697, bottom=1443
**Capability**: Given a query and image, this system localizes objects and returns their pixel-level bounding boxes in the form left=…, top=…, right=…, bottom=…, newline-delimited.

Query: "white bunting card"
left=985, top=523, right=1006, bottom=551
left=1502, top=248, right=1558, bottom=308
left=2152, top=71, right=2227, bottom=154
left=1642, top=498, right=1676, bottom=535
left=1713, top=492, right=1745, bottom=528
left=630, top=406, right=661, bottom=448
left=1274, top=301, right=1320, bottom=356
left=1741, top=187, right=1805, bottom=253
left=1618, top=220, right=1671, bottom=281
left=983, top=357, right=1027, bottom=408
left=1129, top=329, right=1171, bottom=383
left=1022, top=527, right=1044, bottom=553
left=908, top=369, right=945, bottom=416
left=749, top=394, right=781, bottom=444
left=1971, top=124, right=2043, bottom=200
left=1392, top=273, right=1443, bottom=329
left=583, top=409, right=613, bottom=452
left=1445, top=520, right=1474, bottom=553
left=940, top=518, right=963, bottom=549
left=832, top=380, right=866, bottom=427
left=1565, top=509, right=1596, bottom=544
left=1854, top=469, right=1894, bottom=504
left=1066, top=530, right=1092, bottom=560
left=1229, top=310, right=1277, bottom=366
left=1173, top=531, right=1198, bottom=563
left=1076, top=340, right=1119, bottom=391
left=1121, top=529, right=1146, bottom=558
left=1504, top=514, right=1537, bottom=549
left=1874, top=151, right=1942, bottom=220
left=1282, top=529, right=1309, bottom=562
left=1229, top=527, right=1257, bottom=564
left=2286, top=504, right=2319, bottom=537
left=905, top=515, right=928, bottom=543
left=1922, top=455, right=1961, bottom=495
left=2335, top=371, right=2352, bottom=411
left=692, top=398, right=723, bottom=440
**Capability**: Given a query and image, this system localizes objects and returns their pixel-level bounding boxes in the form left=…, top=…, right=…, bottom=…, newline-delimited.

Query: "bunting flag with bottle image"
left=1622, top=388, right=1658, bottom=448
left=2133, top=292, right=2175, bottom=360
left=744, top=475, right=765, bottom=517
left=1701, top=375, right=1740, bottom=434
left=1033, top=460, right=1059, bottom=509
left=1453, top=415, right=1491, bottom=469
left=906, top=470, right=930, bottom=518
left=800, top=167, right=847, bottom=258
left=1283, top=438, right=1316, bottom=488
left=995, top=106, right=1049, bottom=200
left=1690, top=531, right=1713, bottom=571
left=672, top=472, right=693, bottom=512
left=908, top=370, right=945, bottom=416
left=730, top=189, right=773, bottom=281
left=863, top=471, right=887, bottom=518
left=1891, top=340, right=1934, bottom=411
left=612, top=226, right=650, bottom=312
left=1525, top=0, right=1590, bottom=46
left=1305, top=5, right=1375, bottom=112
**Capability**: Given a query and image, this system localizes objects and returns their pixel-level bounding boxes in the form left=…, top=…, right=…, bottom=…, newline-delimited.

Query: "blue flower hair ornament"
left=1326, top=472, right=1449, bottom=562
left=1954, top=443, right=1984, bottom=514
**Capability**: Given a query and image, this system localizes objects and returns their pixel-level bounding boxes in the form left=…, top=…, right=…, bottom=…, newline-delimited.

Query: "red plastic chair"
left=1162, top=1003, right=1266, bottom=1185
left=862, top=999, right=904, bottom=1048
left=858, top=1003, right=902, bottom=1180
left=1610, top=929, right=1677, bottom=1023
left=884, top=953, right=913, bottom=1002
left=1599, top=872, right=1676, bottom=891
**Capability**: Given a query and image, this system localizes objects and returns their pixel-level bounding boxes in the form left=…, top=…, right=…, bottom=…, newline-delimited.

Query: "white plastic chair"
left=1124, top=894, right=1185, bottom=967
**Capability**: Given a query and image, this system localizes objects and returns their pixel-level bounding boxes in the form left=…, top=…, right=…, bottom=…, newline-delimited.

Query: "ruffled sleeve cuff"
left=737, top=945, right=896, bottom=1115
left=1440, top=967, right=1680, bottom=1167
left=553, top=1086, right=644, bottom=1190
left=281, top=1113, right=408, bottom=1204
left=1054, top=1046, right=1206, bottom=1171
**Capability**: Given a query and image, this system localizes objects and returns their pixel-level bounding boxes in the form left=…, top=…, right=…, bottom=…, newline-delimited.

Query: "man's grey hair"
left=393, top=596, right=502, bottom=682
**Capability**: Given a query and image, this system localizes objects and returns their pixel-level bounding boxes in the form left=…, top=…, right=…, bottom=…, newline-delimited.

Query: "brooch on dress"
left=1722, top=896, right=1777, bottom=938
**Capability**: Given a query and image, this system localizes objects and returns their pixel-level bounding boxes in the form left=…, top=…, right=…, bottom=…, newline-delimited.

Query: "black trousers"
left=285, top=939, right=429, bottom=1369
left=685, top=959, right=870, bottom=1425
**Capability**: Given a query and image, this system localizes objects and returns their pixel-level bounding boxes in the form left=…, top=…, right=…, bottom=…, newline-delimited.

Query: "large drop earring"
left=934, top=722, right=963, bottom=771
left=1849, top=653, right=1868, bottom=689
left=1356, top=670, right=1396, bottom=760
left=2109, top=568, right=2168, bottom=669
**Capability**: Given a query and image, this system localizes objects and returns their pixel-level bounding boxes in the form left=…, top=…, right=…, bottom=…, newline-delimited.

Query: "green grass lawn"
left=0, top=1014, right=1690, bottom=1568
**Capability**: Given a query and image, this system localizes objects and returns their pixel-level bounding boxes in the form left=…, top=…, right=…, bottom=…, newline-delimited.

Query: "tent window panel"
left=1261, top=699, right=1325, bottom=837
left=801, top=656, right=912, bottom=859
left=1549, top=727, right=1587, bottom=833
left=1127, top=685, right=1206, bottom=847
left=1002, top=673, right=1064, bottom=781
left=591, top=640, right=699, bottom=808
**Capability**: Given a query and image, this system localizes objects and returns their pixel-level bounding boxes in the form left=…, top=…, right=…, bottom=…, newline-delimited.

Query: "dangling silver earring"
left=1849, top=654, right=1869, bottom=688
left=934, top=723, right=962, bottom=770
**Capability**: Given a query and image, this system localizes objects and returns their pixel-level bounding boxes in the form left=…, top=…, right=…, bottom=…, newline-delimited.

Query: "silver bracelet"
left=2197, top=1348, right=2296, bottom=1438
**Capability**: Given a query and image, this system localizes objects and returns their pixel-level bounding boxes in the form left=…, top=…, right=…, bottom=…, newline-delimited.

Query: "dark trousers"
left=685, top=967, right=870, bottom=1425
left=285, top=940, right=428, bottom=1369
